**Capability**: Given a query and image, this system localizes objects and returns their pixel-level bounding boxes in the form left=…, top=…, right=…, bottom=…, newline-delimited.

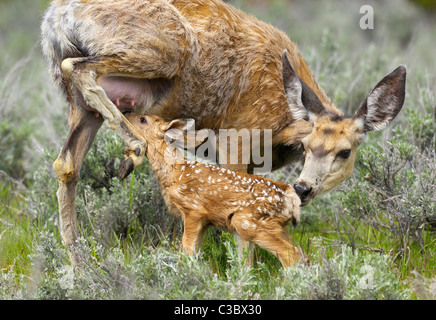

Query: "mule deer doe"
left=41, top=0, right=406, bottom=267
left=124, top=113, right=305, bottom=267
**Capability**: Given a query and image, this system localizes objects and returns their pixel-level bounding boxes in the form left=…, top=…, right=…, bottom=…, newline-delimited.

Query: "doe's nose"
left=293, top=183, right=312, bottom=200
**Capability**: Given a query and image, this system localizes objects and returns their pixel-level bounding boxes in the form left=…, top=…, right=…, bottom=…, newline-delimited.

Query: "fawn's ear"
left=163, top=119, right=192, bottom=141
left=164, top=119, right=192, bottom=134
left=281, top=50, right=326, bottom=122
left=353, top=65, right=406, bottom=132
left=164, top=118, right=209, bottom=148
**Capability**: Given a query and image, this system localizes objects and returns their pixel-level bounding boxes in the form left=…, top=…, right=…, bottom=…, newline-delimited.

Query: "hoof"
left=118, top=157, right=135, bottom=180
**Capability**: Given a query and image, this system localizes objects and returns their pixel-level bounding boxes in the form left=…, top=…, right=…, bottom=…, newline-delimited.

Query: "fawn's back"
left=171, top=160, right=301, bottom=229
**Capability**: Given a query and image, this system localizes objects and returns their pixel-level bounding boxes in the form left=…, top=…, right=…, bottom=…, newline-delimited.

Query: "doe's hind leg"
left=61, top=56, right=148, bottom=168
left=53, top=106, right=103, bottom=269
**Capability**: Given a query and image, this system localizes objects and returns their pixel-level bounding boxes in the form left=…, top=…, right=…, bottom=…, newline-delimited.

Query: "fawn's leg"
left=233, top=231, right=254, bottom=265
left=215, top=136, right=253, bottom=263
left=53, top=105, right=103, bottom=269
left=223, top=166, right=254, bottom=265
left=219, top=160, right=253, bottom=265
left=181, top=215, right=208, bottom=256
left=229, top=213, right=301, bottom=268
left=252, top=230, right=302, bottom=268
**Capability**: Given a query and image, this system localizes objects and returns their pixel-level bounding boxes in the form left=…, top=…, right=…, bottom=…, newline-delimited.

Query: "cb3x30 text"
left=174, top=304, right=262, bottom=317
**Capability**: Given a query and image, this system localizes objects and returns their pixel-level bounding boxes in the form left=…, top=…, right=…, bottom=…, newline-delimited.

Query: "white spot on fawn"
left=241, top=220, right=250, bottom=230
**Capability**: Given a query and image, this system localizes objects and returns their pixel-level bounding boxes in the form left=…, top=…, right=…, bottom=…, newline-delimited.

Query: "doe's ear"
left=281, top=50, right=326, bottom=122
left=354, top=65, right=406, bottom=132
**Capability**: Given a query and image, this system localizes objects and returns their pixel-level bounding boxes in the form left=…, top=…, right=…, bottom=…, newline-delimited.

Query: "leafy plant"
left=338, top=107, right=436, bottom=259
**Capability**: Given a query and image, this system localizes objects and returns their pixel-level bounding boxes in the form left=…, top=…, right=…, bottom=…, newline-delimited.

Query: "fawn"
left=124, top=112, right=305, bottom=268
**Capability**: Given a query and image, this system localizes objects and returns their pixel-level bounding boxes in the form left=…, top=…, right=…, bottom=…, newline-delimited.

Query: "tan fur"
left=41, top=0, right=318, bottom=267
left=41, top=0, right=321, bottom=138
left=295, top=116, right=364, bottom=204
left=41, top=0, right=405, bottom=267
left=125, top=113, right=305, bottom=268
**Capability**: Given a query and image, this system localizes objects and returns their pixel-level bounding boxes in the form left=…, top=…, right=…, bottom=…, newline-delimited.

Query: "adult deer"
left=41, top=0, right=406, bottom=267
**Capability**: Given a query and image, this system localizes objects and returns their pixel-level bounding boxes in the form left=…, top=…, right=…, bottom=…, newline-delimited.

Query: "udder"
left=75, top=75, right=172, bottom=116
left=98, top=76, right=152, bottom=112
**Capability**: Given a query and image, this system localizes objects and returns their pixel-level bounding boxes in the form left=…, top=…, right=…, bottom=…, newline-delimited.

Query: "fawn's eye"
left=140, top=117, right=147, bottom=124
left=337, top=149, right=352, bottom=159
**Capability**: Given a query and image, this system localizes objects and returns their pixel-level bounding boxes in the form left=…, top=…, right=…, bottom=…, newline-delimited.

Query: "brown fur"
left=41, top=0, right=317, bottom=146
left=41, top=0, right=406, bottom=267
left=125, top=113, right=305, bottom=268
left=41, top=0, right=316, bottom=266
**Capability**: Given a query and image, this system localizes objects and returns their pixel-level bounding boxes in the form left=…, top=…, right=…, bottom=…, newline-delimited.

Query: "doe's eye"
left=140, top=117, right=147, bottom=124
left=337, top=149, right=352, bottom=159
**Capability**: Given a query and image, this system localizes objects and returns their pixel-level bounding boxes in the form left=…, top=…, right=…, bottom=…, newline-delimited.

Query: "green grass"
left=1, top=0, right=436, bottom=300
